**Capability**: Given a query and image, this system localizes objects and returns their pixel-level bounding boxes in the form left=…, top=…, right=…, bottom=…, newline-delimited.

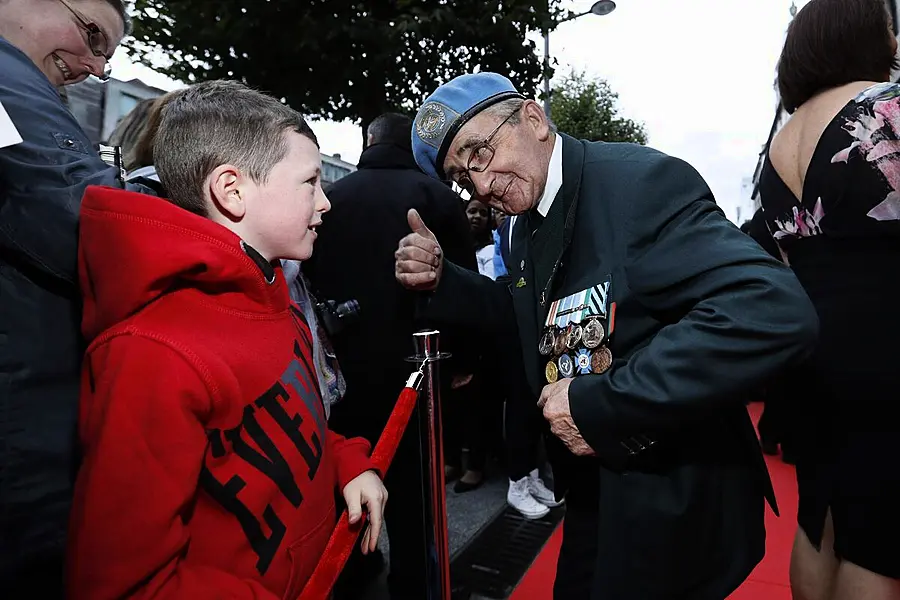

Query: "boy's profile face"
left=227, top=131, right=330, bottom=261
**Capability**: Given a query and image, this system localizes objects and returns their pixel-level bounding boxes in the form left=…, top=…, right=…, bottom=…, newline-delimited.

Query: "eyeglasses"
left=452, top=106, right=521, bottom=197
left=59, top=0, right=113, bottom=81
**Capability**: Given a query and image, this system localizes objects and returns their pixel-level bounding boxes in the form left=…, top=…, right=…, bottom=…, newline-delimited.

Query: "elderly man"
left=395, top=72, right=819, bottom=599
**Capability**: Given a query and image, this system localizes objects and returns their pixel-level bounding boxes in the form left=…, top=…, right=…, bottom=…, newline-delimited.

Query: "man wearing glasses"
left=0, top=0, right=137, bottom=595
left=395, top=72, right=819, bottom=599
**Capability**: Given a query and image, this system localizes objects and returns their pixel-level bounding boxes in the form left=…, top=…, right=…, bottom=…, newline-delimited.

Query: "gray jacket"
left=0, top=36, right=147, bottom=590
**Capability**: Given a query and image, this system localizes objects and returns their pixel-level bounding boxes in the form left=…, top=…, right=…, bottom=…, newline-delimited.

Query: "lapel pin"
left=516, top=277, right=527, bottom=288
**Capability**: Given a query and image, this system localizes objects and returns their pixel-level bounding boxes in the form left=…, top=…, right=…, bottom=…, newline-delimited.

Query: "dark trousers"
left=330, top=380, right=430, bottom=599
left=553, top=476, right=600, bottom=600
left=443, top=353, right=511, bottom=474
left=757, top=403, right=777, bottom=444
left=498, top=328, right=543, bottom=481
left=504, top=382, right=542, bottom=480
left=758, top=368, right=800, bottom=459
left=383, top=418, right=430, bottom=597
left=442, top=375, right=490, bottom=472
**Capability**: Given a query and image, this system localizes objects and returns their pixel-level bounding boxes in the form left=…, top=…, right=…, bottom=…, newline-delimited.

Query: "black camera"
left=314, top=298, right=361, bottom=337
left=97, top=144, right=126, bottom=187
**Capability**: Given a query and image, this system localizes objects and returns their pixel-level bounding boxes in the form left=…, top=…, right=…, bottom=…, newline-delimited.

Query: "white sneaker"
left=527, top=469, right=564, bottom=507
left=507, top=477, right=550, bottom=520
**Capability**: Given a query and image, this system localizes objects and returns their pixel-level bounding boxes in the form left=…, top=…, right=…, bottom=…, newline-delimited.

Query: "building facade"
left=320, top=153, right=357, bottom=188
left=62, top=77, right=355, bottom=188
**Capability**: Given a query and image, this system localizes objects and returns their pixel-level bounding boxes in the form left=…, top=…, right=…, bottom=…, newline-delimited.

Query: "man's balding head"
left=366, top=113, right=413, bottom=149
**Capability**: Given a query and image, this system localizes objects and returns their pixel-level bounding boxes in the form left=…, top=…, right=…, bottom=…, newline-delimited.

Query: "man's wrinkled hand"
left=395, top=209, right=443, bottom=291
left=342, top=470, right=388, bottom=554
left=538, top=379, right=595, bottom=457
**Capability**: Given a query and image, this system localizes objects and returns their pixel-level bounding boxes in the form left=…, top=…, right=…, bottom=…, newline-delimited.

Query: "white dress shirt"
left=508, top=133, right=563, bottom=249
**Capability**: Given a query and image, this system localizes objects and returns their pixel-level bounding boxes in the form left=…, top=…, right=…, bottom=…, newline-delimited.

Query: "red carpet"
left=510, top=403, right=795, bottom=599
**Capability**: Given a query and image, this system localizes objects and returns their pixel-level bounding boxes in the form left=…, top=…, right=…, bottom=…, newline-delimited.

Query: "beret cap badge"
left=411, top=72, right=522, bottom=179
left=415, top=102, right=450, bottom=148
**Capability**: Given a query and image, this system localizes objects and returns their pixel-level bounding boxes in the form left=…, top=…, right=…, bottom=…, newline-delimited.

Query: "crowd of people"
left=1, top=0, right=898, bottom=599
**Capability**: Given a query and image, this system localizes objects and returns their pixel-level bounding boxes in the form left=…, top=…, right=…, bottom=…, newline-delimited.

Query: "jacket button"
left=520, top=260, right=525, bottom=270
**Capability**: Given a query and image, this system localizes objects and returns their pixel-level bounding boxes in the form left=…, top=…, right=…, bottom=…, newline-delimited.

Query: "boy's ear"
left=208, top=164, right=247, bottom=221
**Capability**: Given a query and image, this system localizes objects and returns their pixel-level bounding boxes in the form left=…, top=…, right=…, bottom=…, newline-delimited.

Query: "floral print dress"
left=757, top=82, right=900, bottom=573
left=764, top=82, right=900, bottom=244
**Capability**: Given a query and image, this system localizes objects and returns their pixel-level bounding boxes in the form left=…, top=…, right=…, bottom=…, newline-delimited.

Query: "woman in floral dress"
left=759, top=1, right=900, bottom=599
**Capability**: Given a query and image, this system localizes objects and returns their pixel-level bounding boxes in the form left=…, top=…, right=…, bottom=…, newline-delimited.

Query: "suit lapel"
left=532, top=134, right=585, bottom=314
left=509, top=217, right=542, bottom=394
left=508, top=135, right=587, bottom=396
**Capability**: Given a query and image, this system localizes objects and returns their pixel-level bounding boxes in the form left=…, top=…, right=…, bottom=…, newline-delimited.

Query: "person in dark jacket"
left=741, top=209, right=798, bottom=465
left=396, top=72, right=818, bottom=600
left=0, top=0, right=141, bottom=593
left=303, top=112, right=477, bottom=599
left=740, top=208, right=783, bottom=262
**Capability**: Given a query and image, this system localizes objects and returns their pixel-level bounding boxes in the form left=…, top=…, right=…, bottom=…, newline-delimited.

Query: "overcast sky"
left=111, top=0, right=805, bottom=225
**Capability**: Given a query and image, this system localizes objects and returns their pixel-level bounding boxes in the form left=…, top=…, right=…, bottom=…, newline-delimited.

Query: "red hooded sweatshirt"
left=67, top=186, right=375, bottom=600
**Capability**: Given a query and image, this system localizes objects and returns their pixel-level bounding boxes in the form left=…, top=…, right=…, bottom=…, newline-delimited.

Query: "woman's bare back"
left=769, top=81, right=880, bottom=201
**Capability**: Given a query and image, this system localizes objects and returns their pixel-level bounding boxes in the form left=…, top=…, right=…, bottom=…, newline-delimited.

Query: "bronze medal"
left=545, top=359, right=559, bottom=383
left=558, top=353, right=575, bottom=378
left=553, top=328, right=567, bottom=356
left=538, top=329, right=555, bottom=356
left=565, top=323, right=583, bottom=351
left=590, top=347, right=613, bottom=374
left=583, top=317, right=605, bottom=349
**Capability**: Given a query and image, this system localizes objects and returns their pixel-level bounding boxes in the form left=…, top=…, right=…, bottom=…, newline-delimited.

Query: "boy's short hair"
left=777, top=0, right=898, bottom=113
left=153, top=80, right=319, bottom=216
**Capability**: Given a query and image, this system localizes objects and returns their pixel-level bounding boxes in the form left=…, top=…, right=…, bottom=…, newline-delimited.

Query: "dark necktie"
left=528, top=208, right=544, bottom=235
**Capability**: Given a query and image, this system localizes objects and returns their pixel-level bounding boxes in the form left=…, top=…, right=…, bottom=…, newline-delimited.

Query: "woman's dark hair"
left=129, top=92, right=177, bottom=171
left=108, top=97, right=156, bottom=171
left=777, top=0, right=898, bottom=113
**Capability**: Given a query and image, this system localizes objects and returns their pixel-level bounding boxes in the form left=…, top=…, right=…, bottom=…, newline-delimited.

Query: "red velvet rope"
left=297, top=384, right=421, bottom=600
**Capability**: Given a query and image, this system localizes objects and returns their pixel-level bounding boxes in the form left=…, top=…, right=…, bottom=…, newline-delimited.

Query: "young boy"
left=67, top=80, right=387, bottom=599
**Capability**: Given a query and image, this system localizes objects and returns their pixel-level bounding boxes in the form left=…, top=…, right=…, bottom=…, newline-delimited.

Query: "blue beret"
left=412, top=72, right=525, bottom=180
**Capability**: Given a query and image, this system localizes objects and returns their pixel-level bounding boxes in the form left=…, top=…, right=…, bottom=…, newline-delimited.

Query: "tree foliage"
left=127, top=0, right=563, bottom=143
left=550, top=71, right=647, bottom=144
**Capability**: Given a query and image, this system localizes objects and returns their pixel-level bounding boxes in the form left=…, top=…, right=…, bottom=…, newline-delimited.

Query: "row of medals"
left=539, top=316, right=612, bottom=383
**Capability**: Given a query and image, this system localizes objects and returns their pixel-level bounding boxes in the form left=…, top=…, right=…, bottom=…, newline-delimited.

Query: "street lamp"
left=543, top=1, right=617, bottom=118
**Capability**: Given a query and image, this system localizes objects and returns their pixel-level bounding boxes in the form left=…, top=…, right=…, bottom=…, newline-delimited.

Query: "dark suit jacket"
left=746, top=206, right=782, bottom=260
left=303, top=142, right=477, bottom=438
left=422, top=134, right=819, bottom=598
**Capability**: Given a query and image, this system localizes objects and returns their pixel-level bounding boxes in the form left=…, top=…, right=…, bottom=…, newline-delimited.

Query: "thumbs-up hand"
left=395, top=209, right=443, bottom=291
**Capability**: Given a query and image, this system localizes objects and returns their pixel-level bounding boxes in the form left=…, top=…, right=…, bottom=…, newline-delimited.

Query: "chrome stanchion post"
left=410, top=329, right=451, bottom=600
